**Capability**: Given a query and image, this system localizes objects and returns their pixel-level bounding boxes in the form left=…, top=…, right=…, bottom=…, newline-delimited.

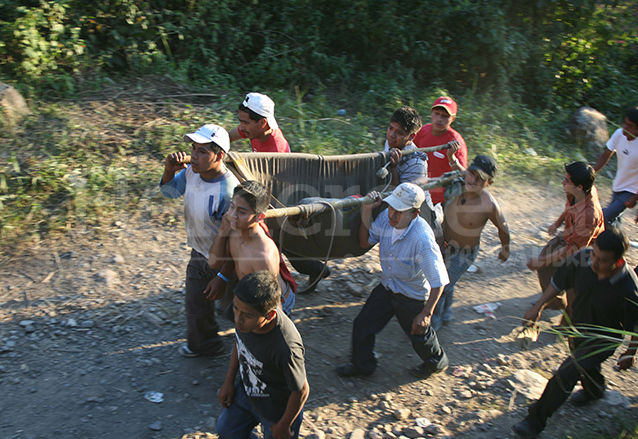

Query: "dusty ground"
left=1, top=180, right=637, bottom=439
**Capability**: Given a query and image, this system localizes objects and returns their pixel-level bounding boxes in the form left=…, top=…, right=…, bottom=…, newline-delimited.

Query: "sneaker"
left=178, top=344, right=202, bottom=358
left=298, top=267, right=331, bottom=295
left=335, top=363, right=371, bottom=377
left=511, top=418, right=542, bottom=438
left=570, top=389, right=600, bottom=406
left=179, top=343, right=226, bottom=359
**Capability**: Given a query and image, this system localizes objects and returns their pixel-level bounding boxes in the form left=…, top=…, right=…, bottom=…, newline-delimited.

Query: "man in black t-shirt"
left=216, top=271, right=309, bottom=439
left=512, top=227, right=638, bottom=438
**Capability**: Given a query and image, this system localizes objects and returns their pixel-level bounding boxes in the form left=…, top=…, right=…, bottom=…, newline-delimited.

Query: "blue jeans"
left=431, top=245, right=479, bottom=332
left=603, top=190, right=634, bottom=225
left=281, top=283, right=295, bottom=316
left=216, top=381, right=304, bottom=439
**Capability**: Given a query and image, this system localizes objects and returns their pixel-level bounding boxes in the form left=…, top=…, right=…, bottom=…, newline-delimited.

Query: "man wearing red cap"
left=414, top=97, right=468, bottom=206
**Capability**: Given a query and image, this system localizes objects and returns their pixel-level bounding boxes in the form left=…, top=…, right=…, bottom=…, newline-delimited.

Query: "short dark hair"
left=208, top=142, right=224, bottom=155
left=233, top=180, right=271, bottom=215
left=390, top=107, right=422, bottom=136
left=234, top=271, right=281, bottom=316
left=565, top=161, right=596, bottom=193
left=238, top=103, right=265, bottom=123
left=594, top=226, right=629, bottom=260
left=624, top=107, right=638, bottom=126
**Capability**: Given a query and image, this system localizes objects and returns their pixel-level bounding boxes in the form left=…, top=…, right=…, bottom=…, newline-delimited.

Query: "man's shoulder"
left=407, top=216, right=436, bottom=241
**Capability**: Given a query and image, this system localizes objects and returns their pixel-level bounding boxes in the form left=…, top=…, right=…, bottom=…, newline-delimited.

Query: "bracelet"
left=217, top=272, right=229, bottom=282
left=449, top=157, right=459, bottom=166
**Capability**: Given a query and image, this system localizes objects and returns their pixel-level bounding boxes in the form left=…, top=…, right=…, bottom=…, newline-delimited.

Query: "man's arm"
left=523, top=283, right=561, bottom=323
left=594, top=148, right=614, bottom=172
left=229, top=127, right=242, bottom=143
left=359, top=192, right=382, bottom=249
left=487, top=197, right=510, bottom=262
left=389, top=148, right=402, bottom=187
left=209, top=213, right=233, bottom=269
left=271, top=379, right=310, bottom=439
left=446, top=141, right=466, bottom=172
left=204, top=261, right=234, bottom=301
left=218, top=343, right=239, bottom=409
left=412, top=286, right=444, bottom=334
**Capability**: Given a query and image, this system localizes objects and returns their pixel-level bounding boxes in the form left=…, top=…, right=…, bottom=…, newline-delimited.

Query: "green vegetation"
left=0, top=1, right=637, bottom=243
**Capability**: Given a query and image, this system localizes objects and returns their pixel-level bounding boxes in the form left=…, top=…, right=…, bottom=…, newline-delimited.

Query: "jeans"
left=603, top=190, right=634, bottom=225
left=281, top=283, right=296, bottom=316
left=431, top=245, right=479, bottom=332
left=184, top=250, right=223, bottom=354
left=351, top=284, right=448, bottom=375
left=216, top=381, right=304, bottom=439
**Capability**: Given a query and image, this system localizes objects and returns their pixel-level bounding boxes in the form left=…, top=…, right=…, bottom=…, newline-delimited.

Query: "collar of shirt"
left=566, top=185, right=599, bottom=214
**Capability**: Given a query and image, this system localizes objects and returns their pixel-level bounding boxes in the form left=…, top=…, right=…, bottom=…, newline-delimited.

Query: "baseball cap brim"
left=383, top=194, right=412, bottom=212
left=183, top=133, right=212, bottom=144
left=468, top=164, right=491, bottom=180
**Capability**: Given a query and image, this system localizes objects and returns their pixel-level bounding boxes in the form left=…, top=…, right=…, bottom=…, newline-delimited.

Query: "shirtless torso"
left=443, top=187, right=509, bottom=257
left=228, top=226, right=288, bottom=294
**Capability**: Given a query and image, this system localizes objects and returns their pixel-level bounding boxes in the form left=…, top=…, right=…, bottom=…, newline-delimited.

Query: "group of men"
left=159, top=93, right=638, bottom=439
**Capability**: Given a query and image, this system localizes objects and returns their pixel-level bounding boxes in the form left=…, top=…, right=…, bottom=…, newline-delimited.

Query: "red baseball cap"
left=431, top=97, right=457, bottom=116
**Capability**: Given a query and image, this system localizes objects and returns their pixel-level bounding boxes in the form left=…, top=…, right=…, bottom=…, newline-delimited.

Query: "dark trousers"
left=283, top=249, right=325, bottom=278
left=185, top=249, right=223, bottom=354
left=527, top=343, right=614, bottom=430
left=351, top=284, right=448, bottom=375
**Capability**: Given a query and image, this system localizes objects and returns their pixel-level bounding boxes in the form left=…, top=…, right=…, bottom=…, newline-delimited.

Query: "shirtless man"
left=431, top=154, right=510, bottom=331
left=208, top=180, right=296, bottom=315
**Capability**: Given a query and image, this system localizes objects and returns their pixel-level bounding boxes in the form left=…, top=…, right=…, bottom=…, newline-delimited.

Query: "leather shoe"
left=335, top=363, right=370, bottom=377
left=511, top=417, right=542, bottom=438
left=570, top=389, right=600, bottom=406
left=298, top=266, right=331, bottom=295
left=409, top=364, right=448, bottom=380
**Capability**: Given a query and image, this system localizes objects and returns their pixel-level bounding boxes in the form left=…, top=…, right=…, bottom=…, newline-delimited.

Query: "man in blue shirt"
left=336, top=183, right=450, bottom=379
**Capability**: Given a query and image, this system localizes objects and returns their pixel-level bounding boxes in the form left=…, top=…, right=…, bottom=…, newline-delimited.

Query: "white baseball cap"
left=242, top=92, right=279, bottom=130
left=183, top=124, right=230, bottom=152
left=384, top=183, right=425, bottom=211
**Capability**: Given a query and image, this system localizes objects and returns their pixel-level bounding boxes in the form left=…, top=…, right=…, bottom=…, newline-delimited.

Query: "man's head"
left=238, top=92, right=278, bottom=140
left=466, top=155, right=497, bottom=191
left=430, top=96, right=457, bottom=136
left=563, top=161, right=595, bottom=196
left=182, top=124, right=230, bottom=175
left=229, top=180, right=270, bottom=230
left=591, top=227, right=629, bottom=277
left=383, top=183, right=424, bottom=229
left=387, top=107, right=422, bottom=150
left=622, top=107, right=638, bottom=140
left=233, top=271, right=281, bottom=333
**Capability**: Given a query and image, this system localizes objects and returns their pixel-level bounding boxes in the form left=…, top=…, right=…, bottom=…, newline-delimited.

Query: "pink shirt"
left=238, top=127, right=291, bottom=153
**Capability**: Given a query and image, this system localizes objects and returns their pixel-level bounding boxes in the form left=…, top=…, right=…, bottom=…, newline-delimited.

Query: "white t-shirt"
left=607, top=128, right=638, bottom=194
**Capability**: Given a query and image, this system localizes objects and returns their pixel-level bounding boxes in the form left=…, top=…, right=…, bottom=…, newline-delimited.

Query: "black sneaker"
left=511, top=418, right=542, bottom=438
left=409, top=364, right=448, bottom=380
left=570, top=389, right=600, bottom=406
left=335, top=363, right=371, bottom=377
left=298, top=266, right=331, bottom=295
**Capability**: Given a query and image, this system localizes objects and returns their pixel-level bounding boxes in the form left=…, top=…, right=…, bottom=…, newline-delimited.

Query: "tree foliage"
left=0, top=0, right=636, bottom=114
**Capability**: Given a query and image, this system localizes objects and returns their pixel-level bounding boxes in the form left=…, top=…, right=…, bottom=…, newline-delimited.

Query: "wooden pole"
left=264, top=171, right=462, bottom=219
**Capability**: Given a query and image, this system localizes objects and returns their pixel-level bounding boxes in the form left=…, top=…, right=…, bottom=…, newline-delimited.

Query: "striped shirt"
left=369, top=209, right=449, bottom=300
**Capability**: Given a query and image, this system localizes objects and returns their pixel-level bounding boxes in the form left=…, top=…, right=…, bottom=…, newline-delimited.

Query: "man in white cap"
left=336, top=183, right=450, bottom=379
left=229, top=92, right=291, bottom=153
left=160, top=124, right=240, bottom=357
